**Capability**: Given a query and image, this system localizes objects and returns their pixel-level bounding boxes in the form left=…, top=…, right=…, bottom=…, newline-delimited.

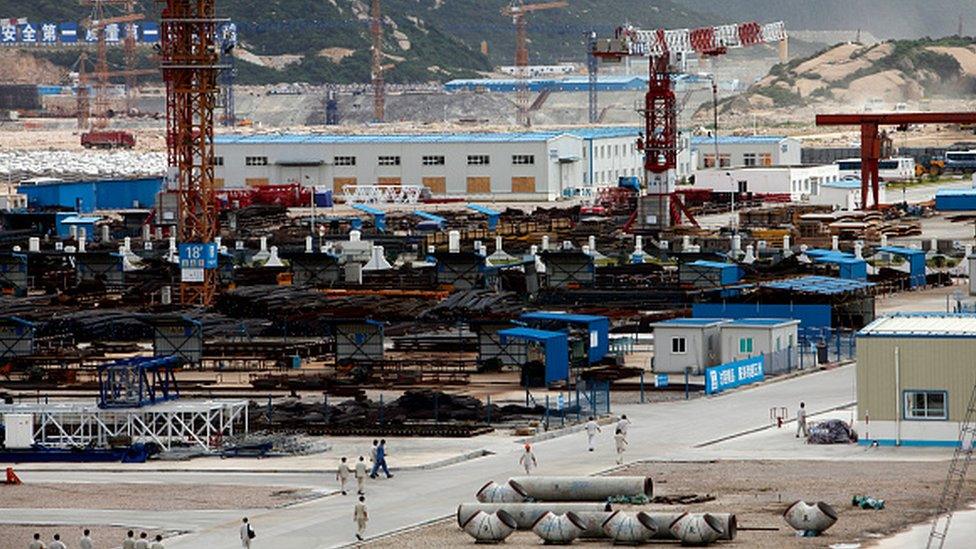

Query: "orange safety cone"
left=5, top=467, right=22, bottom=485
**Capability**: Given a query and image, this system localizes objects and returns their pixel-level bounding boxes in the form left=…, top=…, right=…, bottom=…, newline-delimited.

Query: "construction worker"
left=796, top=402, right=809, bottom=439
left=370, top=439, right=392, bottom=479
left=519, top=443, right=538, bottom=474
left=48, top=535, right=65, bottom=549
left=354, top=495, right=369, bottom=541
left=240, top=517, right=254, bottom=549
left=80, top=529, right=94, bottom=549
left=135, top=532, right=150, bottom=549
left=616, top=414, right=631, bottom=439
left=28, top=533, right=45, bottom=549
left=150, top=534, right=165, bottom=549
left=337, top=456, right=351, bottom=495
left=585, top=417, right=601, bottom=452
left=355, top=455, right=368, bottom=494
left=123, top=531, right=137, bottom=549
left=614, top=428, right=628, bottom=464
left=369, top=439, right=379, bottom=466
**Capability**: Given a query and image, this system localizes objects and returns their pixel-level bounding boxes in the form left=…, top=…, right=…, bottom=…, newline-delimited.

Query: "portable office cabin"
left=520, top=312, right=609, bottom=364
left=650, top=318, right=729, bottom=374
left=856, top=313, right=976, bottom=446
left=720, top=318, right=800, bottom=364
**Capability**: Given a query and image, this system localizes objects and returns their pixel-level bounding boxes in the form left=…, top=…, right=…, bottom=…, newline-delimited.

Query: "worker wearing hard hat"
left=519, top=443, right=538, bottom=474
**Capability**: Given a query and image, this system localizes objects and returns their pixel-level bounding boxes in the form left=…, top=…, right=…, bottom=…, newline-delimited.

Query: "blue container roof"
left=497, top=327, right=567, bottom=342
left=936, top=188, right=976, bottom=196
left=688, top=260, right=739, bottom=270
left=654, top=318, right=729, bottom=327
left=877, top=246, right=925, bottom=257
left=727, top=318, right=799, bottom=327
left=522, top=311, right=608, bottom=324
left=763, top=275, right=875, bottom=295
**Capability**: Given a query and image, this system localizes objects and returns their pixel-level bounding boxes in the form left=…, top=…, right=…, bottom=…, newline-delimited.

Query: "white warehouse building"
left=694, top=164, right=843, bottom=202
left=212, top=128, right=689, bottom=201
left=691, top=135, right=802, bottom=170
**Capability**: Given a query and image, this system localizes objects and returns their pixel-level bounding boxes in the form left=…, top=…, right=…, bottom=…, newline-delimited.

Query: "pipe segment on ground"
left=508, top=476, right=653, bottom=501
left=668, top=512, right=727, bottom=545
left=459, top=509, right=517, bottom=543
left=531, top=511, right=587, bottom=544
left=640, top=512, right=738, bottom=541
left=457, top=503, right=609, bottom=530
left=783, top=501, right=838, bottom=535
left=601, top=510, right=659, bottom=544
left=476, top=480, right=527, bottom=503
left=574, top=511, right=615, bottom=539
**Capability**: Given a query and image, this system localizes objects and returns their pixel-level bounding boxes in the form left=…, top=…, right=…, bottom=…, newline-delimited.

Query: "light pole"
left=726, top=171, right=737, bottom=234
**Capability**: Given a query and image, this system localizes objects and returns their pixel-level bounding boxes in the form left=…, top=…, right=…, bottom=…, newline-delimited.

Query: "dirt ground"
left=1, top=483, right=319, bottom=511
left=0, top=525, right=166, bottom=549
left=370, top=459, right=975, bottom=548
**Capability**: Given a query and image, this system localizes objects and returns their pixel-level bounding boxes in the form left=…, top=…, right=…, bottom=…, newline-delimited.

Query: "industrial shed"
left=857, top=313, right=976, bottom=447
left=650, top=318, right=728, bottom=374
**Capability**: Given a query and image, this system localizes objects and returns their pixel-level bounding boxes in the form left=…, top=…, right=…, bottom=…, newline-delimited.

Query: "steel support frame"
left=643, top=51, right=677, bottom=229
left=342, top=185, right=423, bottom=205
left=160, top=0, right=221, bottom=306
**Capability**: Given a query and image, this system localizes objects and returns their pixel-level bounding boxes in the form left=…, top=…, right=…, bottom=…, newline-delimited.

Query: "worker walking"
left=519, top=443, right=538, bottom=474
left=123, top=531, right=137, bottom=549
left=48, top=535, right=65, bottom=549
left=240, top=517, right=255, bottom=548
left=370, top=439, right=392, bottom=479
left=614, top=428, right=628, bottom=464
left=354, top=495, right=369, bottom=541
left=796, top=402, right=808, bottom=439
left=136, top=532, right=150, bottom=549
left=337, top=456, right=351, bottom=495
left=28, top=533, right=45, bottom=549
left=80, top=529, right=94, bottom=549
left=585, top=417, right=601, bottom=452
left=616, top=414, right=631, bottom=440
left=369, top=439, right=379, bottom=466
left=150, top=535, right=166, bottom=549
left=355, top=455, right=368, bottom=494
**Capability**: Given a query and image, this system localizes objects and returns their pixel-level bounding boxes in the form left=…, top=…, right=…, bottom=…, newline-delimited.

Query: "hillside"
left=0, top=0, right=713, bottom=85
left=710, top=37, right=976, bottom=120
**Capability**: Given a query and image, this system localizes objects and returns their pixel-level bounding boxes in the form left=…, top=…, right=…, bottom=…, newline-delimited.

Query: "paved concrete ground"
left=5, top=365, right=886, bottom=549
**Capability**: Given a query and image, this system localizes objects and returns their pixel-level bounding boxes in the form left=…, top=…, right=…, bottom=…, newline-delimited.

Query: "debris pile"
left=806, top=419, right=858, bottom=444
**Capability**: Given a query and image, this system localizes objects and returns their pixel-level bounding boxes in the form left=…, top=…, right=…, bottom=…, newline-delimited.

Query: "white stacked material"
left=0, top=150, right=167, bottom=182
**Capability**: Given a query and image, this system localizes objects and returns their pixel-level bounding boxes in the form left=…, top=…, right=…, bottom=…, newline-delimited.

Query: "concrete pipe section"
left=668, top=513, right=728, bottom=545
left=459, top=509, right=518, bottom=543
left=458, top=503, right=609, bottom=530
left=601, top=511, right=659, bottom=544
left=783, top=501, right=838, bottom=535
left=573, top=511, right=615, bottom=539
left=532, top=511, right=588, bottom=544
left=509, top=476, right=653, bottom=502
left=476, top=481, right=526, bottom=503
left=642, top=513, right=737, bottom=541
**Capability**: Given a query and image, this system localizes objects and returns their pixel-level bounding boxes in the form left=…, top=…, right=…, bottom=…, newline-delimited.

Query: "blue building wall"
left=20, top=178, right=163, bottom=212
left=693, top=303, right=832, bottom=331
left=935, top=189, right=976, bottom=211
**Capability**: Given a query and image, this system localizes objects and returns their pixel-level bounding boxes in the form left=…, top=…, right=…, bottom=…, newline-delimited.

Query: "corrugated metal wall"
left=857, top=336, right=976, bottom=422
left=20, top=178, right=163, bottom=212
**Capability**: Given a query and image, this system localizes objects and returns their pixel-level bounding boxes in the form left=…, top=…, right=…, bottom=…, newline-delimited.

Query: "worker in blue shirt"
left=369, top=439, right=393, bottom=479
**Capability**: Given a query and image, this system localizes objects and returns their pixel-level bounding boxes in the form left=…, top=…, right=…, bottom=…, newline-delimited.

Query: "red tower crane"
left=816, top=112, right=976, bottom=210
left=501, top=1, right=567, bottom=127
left=592, top=21, right=786, bottom=229
left=159, top=0, right=224, bottom=306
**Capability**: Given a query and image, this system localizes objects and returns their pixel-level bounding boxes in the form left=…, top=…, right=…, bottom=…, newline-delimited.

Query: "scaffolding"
left=0, top=400, right=248, bottom=452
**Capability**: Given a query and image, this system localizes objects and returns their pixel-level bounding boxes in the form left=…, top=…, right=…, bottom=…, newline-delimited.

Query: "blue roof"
left=522, top=311, right=608, bottom=324
left=763, top=275, right=875, bottom=295
left=688, top=260, right=739, bottom=270
left=823, top=179, right=863, bottom=189
left=936, top=188, right=976, bottom=196
left=215, top=127, right=640, bottom=146
left=877, top=246, right=925, bottom=257
left=654, top=318, right=729, bottom=327
left=691, top=135, right=788, bottom=146
left=727, top=318, right=800, bottom=327
left=497, top=327, right=567, bottom=342
left=61, top=215, right=101, bottom=224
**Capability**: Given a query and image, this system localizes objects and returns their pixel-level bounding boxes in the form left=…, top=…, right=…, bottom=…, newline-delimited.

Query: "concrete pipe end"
left=636, top=512, right=660, bottom=535
left=496, top=509, right=518, bottom=530
left=565, top=511, right=588, bottom=532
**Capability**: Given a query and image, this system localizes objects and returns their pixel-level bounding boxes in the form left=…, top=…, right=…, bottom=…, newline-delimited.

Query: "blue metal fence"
left=797, top=328, right=857, bottom=369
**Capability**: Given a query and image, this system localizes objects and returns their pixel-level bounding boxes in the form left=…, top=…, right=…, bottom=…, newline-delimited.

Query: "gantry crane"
left=592, top=21, right=786, bottom=229
left=159, top=0, right=224, bottom=306
left=500, top=1, right=567, bottom=127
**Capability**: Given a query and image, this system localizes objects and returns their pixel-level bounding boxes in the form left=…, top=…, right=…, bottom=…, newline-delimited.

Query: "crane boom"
left=500, top=0, right=567, bottom=16
left=597, top=21, right=785, bottom=57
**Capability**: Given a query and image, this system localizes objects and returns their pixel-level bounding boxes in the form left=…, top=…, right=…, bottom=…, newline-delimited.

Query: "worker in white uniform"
left=150, top=534, right=165, bottom=549
left=48, top=535, right=65, bottom=549
left=518, top=443, right=538, bottom=474
left=79, top=529, right=94, bottom=549
left=616, top=414, right=631, bottom=440
left=240, top=517, right=254, bottom=549
left=584, top=417, right=601, bottom=452
left=796, top=402, right=808, bottom=439
left=28, top=533, right=45, bottom=549
left=122, top=531, right=137, bottom=549
left=135, top=532, right=150, bottom=549
left=355, top=455, right=368, bottom=494
left=354, top=495, right=369, bottom=541
left=337, top=456, right=351, bottom=495
left=614, top=428, right=628, bottom=464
